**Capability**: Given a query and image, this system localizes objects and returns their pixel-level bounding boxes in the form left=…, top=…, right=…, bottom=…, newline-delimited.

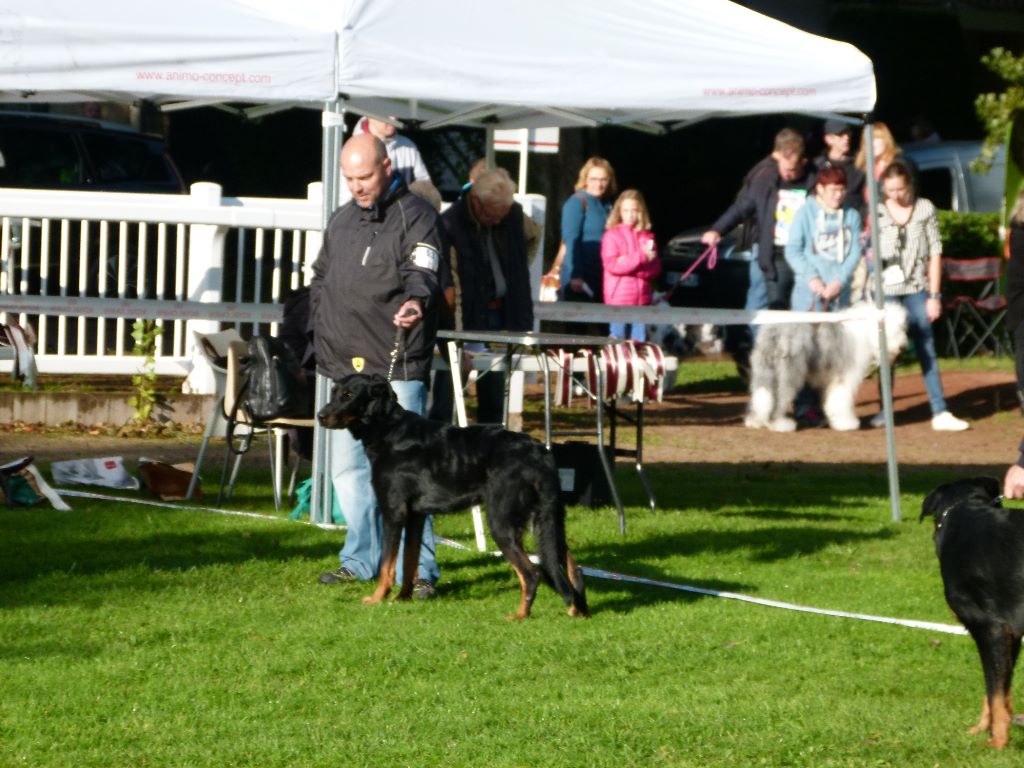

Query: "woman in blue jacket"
left=785, top=165, right=862, bottom=311
left=559, top=157, right=616, bottom=302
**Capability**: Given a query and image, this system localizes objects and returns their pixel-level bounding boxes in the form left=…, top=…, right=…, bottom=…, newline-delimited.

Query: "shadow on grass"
left=613, top=461, right=1007, bottom=513
left=0, top=460, right=1001, bottom=616
left=0, top=511, right=338, bottom=605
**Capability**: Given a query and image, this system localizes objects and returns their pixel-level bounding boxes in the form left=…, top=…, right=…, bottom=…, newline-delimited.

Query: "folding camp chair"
left=185, top=328, right=242, bottom=501
left=216, top=339, right=315, bottom=510
left=941, top=256, right=1010, bottom=359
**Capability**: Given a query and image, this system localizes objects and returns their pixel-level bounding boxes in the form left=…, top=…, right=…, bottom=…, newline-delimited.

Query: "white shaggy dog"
left=647, top=323, right=722, bottom=357
left=744, top=302, right=909, bottom=432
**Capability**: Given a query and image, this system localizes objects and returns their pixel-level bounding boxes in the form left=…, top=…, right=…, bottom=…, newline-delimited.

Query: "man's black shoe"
left=412, top=578, right=438, bottom=600
left=319, top=566, right=358, bottom=584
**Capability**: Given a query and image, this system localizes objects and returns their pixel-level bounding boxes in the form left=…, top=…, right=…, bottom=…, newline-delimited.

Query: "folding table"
left=439, top=329, right=645, bottom=543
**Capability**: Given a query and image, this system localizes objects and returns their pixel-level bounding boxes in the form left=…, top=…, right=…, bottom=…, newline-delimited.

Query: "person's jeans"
left=745, top=247, right=793, bottom=340
left=892, top=291, right=947, bottom=416
left=609, top=321, right=646, bottom=341
left=330, top=378, right=440, bottom=584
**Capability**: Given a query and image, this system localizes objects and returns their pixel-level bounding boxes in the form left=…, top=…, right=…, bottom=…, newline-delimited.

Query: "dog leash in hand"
left=386, top=305, right=419, bottom=382
left=386, top=325, right=403, bottom=383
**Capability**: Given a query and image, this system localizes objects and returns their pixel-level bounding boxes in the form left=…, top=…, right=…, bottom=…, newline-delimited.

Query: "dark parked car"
left=0, top=111, right=183, bottom=193
left=901, top=140, right=1004, bottom=213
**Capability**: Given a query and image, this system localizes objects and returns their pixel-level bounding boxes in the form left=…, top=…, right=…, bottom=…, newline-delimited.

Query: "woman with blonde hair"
left=557, top=156, right=617, bottom=302
left=855, top=122, right=922, bottom=202
left=851, top=122, right=917, bottom=300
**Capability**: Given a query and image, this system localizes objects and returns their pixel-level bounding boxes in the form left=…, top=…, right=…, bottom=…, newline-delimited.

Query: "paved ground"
left=4, top=368, right=1021, bottom=482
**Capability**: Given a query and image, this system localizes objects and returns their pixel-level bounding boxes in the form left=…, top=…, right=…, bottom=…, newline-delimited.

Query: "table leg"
left=448, top=339, right=487, bottom=552
left=502, top=346, right=513, bottom=428
left=540, top=349, right=553, bottom=449
left=635, top=401, right=656, bottom=512
left=594, top=363, right=625, bottom=534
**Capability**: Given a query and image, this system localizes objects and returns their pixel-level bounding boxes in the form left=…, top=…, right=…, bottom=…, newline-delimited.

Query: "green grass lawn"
left=3, top=459, right=1022, bottom=767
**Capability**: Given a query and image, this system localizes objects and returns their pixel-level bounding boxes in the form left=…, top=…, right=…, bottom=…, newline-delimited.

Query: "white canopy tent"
left=0, top=0, right=336, bottom=103
left=234, top=0, right=876, bottom=132
left=0, top=0, right=902, bottom=521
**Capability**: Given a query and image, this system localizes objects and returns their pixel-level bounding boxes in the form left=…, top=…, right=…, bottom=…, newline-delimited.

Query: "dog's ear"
left=920, top=486, right=945, bottom=522
left=363, top=374, right=398, bottom=418
left=920, top=476, right=1002, bottom=522
left=367, top=374, right=392, bottom=399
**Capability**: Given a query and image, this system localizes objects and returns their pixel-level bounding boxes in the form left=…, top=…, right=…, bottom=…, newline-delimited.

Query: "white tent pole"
left=517, top=130, right=529, bottom=194
left=310, top=98, right=345, bottom=525
left=485, top=126, right=496, bottom=169
left=865, top=121, right=902, bottom=523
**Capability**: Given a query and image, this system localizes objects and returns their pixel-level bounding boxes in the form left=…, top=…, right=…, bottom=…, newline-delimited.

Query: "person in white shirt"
left=337, top=116, right=431, bottom=205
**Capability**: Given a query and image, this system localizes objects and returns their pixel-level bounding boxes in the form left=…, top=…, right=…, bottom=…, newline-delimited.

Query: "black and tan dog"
left=318, top=373, right=589, bottom=620
left=921, top=477, right=1024, bottom=749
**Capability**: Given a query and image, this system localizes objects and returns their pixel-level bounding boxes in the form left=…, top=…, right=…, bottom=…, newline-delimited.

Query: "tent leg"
left=311, top=98, right=345, bottom=525
left=865, top=120, right=902, bottom=523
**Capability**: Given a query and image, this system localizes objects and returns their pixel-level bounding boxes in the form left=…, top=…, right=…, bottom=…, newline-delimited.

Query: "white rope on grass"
left=56, top=488, right=347, bottom=531
left=436, top=532, right=968, bottom=636
left=53, top=489, right=966, bottom=636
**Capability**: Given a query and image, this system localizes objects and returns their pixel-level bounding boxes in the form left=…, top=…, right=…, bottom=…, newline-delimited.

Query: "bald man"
left=338, top=117, right=432, bottom=205
left=311, top=133, right=444, bottom=598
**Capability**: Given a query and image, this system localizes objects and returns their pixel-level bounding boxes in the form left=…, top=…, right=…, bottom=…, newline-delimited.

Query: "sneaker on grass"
left=412, top=578, right=438, bottom=600
left=931, top=411, right=969, bottom=431
left=318, top=566, right=358, bottom=584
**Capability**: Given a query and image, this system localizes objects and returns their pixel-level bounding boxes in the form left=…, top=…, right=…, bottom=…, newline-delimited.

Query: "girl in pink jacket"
left=601, top=189, right=660, bottom=340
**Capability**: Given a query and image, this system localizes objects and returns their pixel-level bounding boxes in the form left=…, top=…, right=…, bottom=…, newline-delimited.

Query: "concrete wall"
left=0, top=392, right=214, bottom=426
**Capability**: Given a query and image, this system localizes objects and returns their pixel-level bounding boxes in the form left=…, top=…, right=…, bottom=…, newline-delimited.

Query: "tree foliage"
left=971, top=47, right=1024, bottom=173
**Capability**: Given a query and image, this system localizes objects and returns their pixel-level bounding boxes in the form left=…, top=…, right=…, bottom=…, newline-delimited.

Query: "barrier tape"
left=0, top=294, right=887, bottom=328
left=54, top=488, right=967, bottom=637
left=534, top=302, right=884, bottom=327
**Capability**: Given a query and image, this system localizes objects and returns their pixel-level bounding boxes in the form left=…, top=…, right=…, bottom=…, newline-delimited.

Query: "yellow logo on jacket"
left=352, top=357, right=365, bottom=372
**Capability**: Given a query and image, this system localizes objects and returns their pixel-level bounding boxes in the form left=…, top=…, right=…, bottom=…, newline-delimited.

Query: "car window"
left=80, top=132, right=174, bottom=186
left=917, top=167, right=954, bottom=210
left=0, top=125, right=83, bottom=187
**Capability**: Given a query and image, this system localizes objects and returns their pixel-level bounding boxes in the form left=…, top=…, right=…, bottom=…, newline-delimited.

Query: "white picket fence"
left=0, top=182, right=324, bottom=380
left=0, top=183, right=547, bottom=393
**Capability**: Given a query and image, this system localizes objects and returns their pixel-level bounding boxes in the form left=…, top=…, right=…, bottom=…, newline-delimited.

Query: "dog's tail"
left=535, top=492, right=589, bottom=618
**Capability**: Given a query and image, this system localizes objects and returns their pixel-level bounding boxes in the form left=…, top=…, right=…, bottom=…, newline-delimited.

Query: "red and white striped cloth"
left=547, top=341, right=666, bottom=407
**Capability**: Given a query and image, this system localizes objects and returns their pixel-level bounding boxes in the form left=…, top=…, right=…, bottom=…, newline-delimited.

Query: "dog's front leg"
left=822, top=382, right=859, bottom=431
left=395, top=514, right=426, bottom=601
left=969, top=694, right=992, bottom=735
left=364, top=516, right=403, bottom=605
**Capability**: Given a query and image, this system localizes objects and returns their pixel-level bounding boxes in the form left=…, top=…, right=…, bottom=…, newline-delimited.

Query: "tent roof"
left=0, top=0, right=336, bottom=103
left=0, top=0, right=875, bottom=130
left=239, top=0, right=875, bottom=130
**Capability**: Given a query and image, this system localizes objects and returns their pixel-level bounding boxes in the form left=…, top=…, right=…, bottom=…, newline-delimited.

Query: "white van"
left=902, top=140, right=1005, bottom=213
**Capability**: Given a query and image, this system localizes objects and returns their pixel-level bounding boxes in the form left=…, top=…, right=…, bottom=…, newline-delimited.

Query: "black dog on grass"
left=318, top=373, right=589, bottom=620
left=921, top=477, right=1024, bottom=749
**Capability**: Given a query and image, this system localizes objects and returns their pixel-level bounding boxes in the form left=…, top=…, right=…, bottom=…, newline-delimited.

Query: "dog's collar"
left=934, top=504, right=955, bottom=530
left=936, top=495, right=1006, bottom=530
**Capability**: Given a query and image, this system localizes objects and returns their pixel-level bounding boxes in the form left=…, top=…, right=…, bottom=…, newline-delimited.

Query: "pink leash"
left=658, top=244, right=717, bottom=304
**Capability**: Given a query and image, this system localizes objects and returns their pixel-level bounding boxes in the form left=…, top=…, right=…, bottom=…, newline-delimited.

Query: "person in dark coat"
left=440, top=167, right=534, bottom=424
left=310, top=133, right=443, bottom=598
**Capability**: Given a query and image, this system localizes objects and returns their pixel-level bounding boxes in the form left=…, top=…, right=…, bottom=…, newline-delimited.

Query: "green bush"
left=936, top=210, right=1002, bottom=258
